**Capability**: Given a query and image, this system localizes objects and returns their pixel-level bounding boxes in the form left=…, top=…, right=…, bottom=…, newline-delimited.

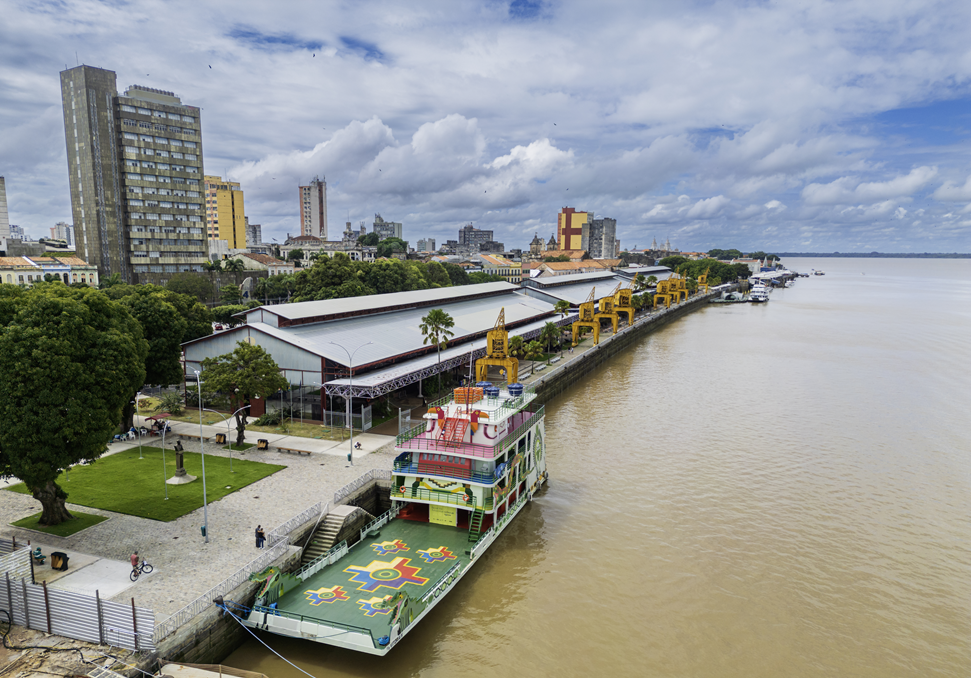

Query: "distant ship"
left=749, top=280, right=770, bottom=303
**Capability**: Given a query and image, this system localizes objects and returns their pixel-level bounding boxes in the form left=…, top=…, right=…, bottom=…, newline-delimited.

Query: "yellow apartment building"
left=205, top=175, right=247, bottom=249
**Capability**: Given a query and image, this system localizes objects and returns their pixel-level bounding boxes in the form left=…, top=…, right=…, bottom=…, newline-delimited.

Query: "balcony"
left=395, top=407, right=544, bottom=460
left=393, top=460, right=495, bottom=484
left=391, top=486, right=494, bottom=511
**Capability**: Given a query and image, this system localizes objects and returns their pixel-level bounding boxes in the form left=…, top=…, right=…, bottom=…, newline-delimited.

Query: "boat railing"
left=423, top=382, right=537, bottom=417
left=390, top=486, right=493, bottom=511
left=295, top=540, right=349, bottom=581
left=392, top=460, right=495, bottom=484
left=333, top=469, right=393, bottom=505
left=395, top=407, right=544, bottom=460
left=250, top=604, right=377, bottom=647
left=470, top=491, right=530, bottom=560
left=418, top=562, right=463, bottom=605
left=359, top=504, right=402, bottom=542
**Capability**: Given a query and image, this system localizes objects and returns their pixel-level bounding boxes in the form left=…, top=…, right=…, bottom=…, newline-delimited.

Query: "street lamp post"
left=134, top=393, right=144, bottom=460
left=161, top=421, right=169, bottom=500
left=329, top=341, right=372, bottom=466
left=203, top=405, right=253, bottom=473
left=192, top=370, right=210, bottom=544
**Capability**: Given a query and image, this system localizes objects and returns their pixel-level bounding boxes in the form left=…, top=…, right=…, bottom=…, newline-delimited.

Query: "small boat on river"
left=749, top=281, right=770, bottom=303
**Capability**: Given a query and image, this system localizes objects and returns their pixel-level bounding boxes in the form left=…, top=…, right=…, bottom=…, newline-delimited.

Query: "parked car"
left=214, top=323, right=224, bottom=331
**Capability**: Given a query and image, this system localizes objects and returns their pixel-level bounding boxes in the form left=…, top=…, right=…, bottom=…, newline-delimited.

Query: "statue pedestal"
left=166, top=474, right=196, bottom=485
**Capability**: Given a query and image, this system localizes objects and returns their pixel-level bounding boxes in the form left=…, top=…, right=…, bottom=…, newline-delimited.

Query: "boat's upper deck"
left=270, top=517, right=471, bottom=645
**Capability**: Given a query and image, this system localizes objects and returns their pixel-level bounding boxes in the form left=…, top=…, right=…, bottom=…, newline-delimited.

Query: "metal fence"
left=333, top=469, right=393, bottom=505
left=3, top=568, right=154, bottom=652
left=0, top=544, right=32, bottom=580
left=152, top=499, right=328, bottom=643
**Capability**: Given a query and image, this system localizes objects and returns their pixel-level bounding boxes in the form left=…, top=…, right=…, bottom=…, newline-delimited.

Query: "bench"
left=549, top=356, right=562, bottom=364
left=276, top=447, right=311, bottom=456
left=533, top=364, right=547, bottom=372
left=180, top=433, right=212, bottom=443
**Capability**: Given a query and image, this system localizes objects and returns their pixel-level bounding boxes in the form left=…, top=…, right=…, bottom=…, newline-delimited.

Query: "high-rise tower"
left=0, top=177, right=9, bottom=243
left=205, top=175, right=247, bottom=249
left=60, top=66, right=208, bottom=283
left=299, top=176, right=327, bottom=239
left=557, top=207, right=589, bottom=251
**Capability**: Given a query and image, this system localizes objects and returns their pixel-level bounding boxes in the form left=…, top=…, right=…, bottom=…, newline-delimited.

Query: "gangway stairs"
left=301, top=513, right=347, bottom=566
left=468, top=508, right=485, bottom=542
left=438, top=418, right=469, bottom=447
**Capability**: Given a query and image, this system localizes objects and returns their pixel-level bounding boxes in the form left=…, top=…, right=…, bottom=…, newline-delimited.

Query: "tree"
left=419, top=308, right=455, bottom=394
left=0, top=285, right=147, bottom=525
left=633, top=273, right=646, bottom=291
left=508, top=335, right=525, bottom=359
left=539, top=322, right=560, bottom=363
left=211, top=304, right=249, bottom=327
left=99, top=273, right=124, bottom=289
left=468, top=272, right=504, bottom=284
left=659, top=255, right=688, bottom=269
left=422, top=261, right=451, bottom=288
left=358, top=232, right=380, bottom=246
left=223, top=258, right=246, bottom=273
left=376, top=237, right=407, bottom=259
left=166, top=272, right=213, bottom=302
left=544, top=254, right=571, bottom=262
left=200, top=342, right=289, bottom=447
left=554, top=300, right=571, bottom=317
left=202, top=260, right=223, bottom=273
left=443, top=263, right=469, bottom=286
left=287, top=248, right=305, bottom=263
left=524, top=341, right=543, bottom=373
left=157, top=289, right=212, bottom=342
left=646, top=275, right=658, bottom=287
left=220, top=285, right=243, bottom=304
left=293, top=253, right=370, bottom=301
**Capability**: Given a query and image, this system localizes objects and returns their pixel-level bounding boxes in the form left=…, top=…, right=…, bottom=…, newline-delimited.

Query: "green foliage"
left=747, top=251, right=779, bottom=261
left=543, top=254, right=571, bottom=262
left=358, top=232, right=380, bottom=246
left=0, top=285, right=148, bottom=525
left=468, top=272, right=504, bottom=284
left=166, top=272, right=214, bottom=302
left=203, top=260, right=223, bottom=273
left=659, top=255, right=689, bottom=269
left=255, top=273, right=296, bottom=303
left=223, top=258, right=246, bottom=272
left=119, top=288, right=188, bottom=388
left=443, top=263, right=469, bottom=286
left=287, top=248, right=305, bottom=261
left=508, top=335, right=525, bottom=359
left=157, top=290, right=212, bottom=342
left=539, top=322, right=561, bottom=362
left=11, top=510, right=108, bottom=537
left=158, top=390, right=184, bottom=416
left=422, top=261, right=451, bottom=288
left=201, top=342, right=289, bottom=446
left=253, top=412, right=281, bottom=426
left=646, top=275, right=658, bottom=286
left=554, top=300, right=571, bottom=317
left=524, top=340, right=543, bottom=362
left=98, top=273, right=124, bottom=289
left=220, top=285, right=243, bottom=304
left=376, top=237, right=407, bottom=259
left=420, top=308, right=456, bottom=393
left=292, top=253, right=367, bottom=302
left=211, top=304, right=248, bottom=326
left=707, top=248, right=743, bottom=260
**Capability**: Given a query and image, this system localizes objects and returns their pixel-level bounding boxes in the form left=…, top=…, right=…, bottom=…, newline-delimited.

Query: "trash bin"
left=201, top=525, right=207, bottom=537
left=50, top=552, right=69, bottom=571
left=507, top=383, right=524, bottom=397
left=215, top=433, right=226, bottom=444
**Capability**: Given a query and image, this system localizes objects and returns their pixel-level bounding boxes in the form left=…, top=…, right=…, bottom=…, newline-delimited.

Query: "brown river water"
left=224, top=258, right=971, bottom=678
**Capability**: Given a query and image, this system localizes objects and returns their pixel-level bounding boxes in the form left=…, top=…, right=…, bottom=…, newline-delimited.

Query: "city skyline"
left=1, top=2, right=970, bottom=252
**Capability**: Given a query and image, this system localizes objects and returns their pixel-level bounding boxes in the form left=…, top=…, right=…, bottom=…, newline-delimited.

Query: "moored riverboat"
left=749, top=280, right=770, bottom=303
left=233, top=315, right=547, bottom=655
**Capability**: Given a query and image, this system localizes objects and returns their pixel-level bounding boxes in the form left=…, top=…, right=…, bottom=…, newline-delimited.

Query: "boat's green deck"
left=277, top=518, right=472, bottom=636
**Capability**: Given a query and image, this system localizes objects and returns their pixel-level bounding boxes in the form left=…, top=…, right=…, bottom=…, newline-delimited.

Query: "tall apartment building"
left=582, top=217, right=618, bottom=259
left=416, top=238, right=436, bottom=252
left=458, top=223, right=493, bottom=247
left=245, top=217, right=262, bottom=247
left=299, top=176, right=327, bottom=239
left=60, top=66, right=208, bottom=283
left=51, top=222, right=74, bottom=247
left=0, top=177, right=9, bottom=242
left=204, top=175, right=247, bottom=249
left=373, top=214, right=402, bottom=241
left=557, top=207, right=589, bottom=251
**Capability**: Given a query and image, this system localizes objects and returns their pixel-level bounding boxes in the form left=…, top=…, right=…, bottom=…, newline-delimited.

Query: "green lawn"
left=4, top=448, right=285, bottom=522
left=11, top=510, right=108, bottom=537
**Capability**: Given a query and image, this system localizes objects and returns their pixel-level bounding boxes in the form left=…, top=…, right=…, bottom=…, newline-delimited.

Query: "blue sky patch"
left=228, top=27, right=322, bottom=52
left=509, top=0, right=543, bottom=20
left=339, top=36, right=387, bottom=62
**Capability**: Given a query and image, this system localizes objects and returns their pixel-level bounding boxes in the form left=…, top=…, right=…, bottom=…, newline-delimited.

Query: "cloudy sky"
left=2, top=0, right=971, bottom=253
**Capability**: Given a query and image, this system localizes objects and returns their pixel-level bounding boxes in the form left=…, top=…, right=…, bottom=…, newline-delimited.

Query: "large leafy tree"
left=293, top=253, right=370, bottom=301
left=554, top=300, right=571, bottom=317
left=376, top=237, right=407, bottom=259
left=539, top=322, right=560, bottom=363
left=419, top=308, right=455, bottom=394
left=0, top=285, right=147, bottom=525
left=166, top=272, right=214, bottom=302
left=443, top=263, right=469, bottom=286
left=200, top=342, right=289, bottom=446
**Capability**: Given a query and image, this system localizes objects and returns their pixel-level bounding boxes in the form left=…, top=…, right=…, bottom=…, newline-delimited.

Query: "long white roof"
left=243, top=281, right=518, bottom=322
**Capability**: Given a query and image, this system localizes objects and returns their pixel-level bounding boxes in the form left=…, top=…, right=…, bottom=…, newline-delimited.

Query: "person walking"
left=255, top=525, right=265, bottom=549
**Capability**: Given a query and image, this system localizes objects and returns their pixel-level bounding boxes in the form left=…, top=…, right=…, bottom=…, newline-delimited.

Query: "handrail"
left=419, top=562, right=463, bottom=604
left=392, top=461, right=495, bottom=484
left=391, top=486, right=493, bottom=510
left=470, top=490, right=529, bottom=559
left=496, top=408, right=544, bottom=455
left=396, top=407, right=544, bottom=460
left=267, top=502, right=325, bottom=546
left=251, top=604, right=376, bottom=645
left=333, top=469, right=392, bottom=505
left=359, top=504, right=401, bottom=542
left=296, top=540, right=349, bottom=580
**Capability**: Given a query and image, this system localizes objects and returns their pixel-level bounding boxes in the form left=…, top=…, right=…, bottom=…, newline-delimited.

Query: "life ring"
left=399, top=486, right=406, bottom=494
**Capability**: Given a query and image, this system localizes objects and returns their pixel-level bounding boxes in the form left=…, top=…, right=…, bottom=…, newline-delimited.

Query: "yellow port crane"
left=614, top=280, right=636, bottom=327
left=653, top=279, right=676, bottom=308
left=696, top=266, right=711, bottom=294
left=594, top=283, right=621, bottom=334
left=572, top=288, right=601, bottom=346
left=475, top=308, right=519, bottom=384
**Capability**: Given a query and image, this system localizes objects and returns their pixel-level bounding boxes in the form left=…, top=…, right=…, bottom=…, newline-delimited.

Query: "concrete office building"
left=373, top=214, right=402, bottom=241
left=557, top=207, right=589, bottom=252
left=60, top=66, right=208, bottom=283
left=299, top=176, right=327, bottom=239
left=245, top=217, right=262, bottom=247
left=582, top=217, right=618, bottom=259
left=458, top=223, right=493, bottom=248
left=416, top=238, right=436, bottom=252
left=50, top=222, right=74, bottom=247
left=205, top=175, right=247, bottom=249
left=0, top=177, right=9, bottom=242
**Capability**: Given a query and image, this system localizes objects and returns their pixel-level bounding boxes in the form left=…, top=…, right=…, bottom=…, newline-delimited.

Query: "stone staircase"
left=300, top=513, right=346, bottom=566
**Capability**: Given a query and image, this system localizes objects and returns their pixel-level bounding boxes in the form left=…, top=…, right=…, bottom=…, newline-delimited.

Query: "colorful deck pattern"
left=274, top=518, right=472, bottom=638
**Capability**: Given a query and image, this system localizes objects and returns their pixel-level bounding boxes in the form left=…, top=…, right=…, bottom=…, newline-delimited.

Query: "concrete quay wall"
left=532, top=291, right=715, bottom=406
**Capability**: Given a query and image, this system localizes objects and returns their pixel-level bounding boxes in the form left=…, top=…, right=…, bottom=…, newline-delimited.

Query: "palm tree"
left=223, top=258, right=245, bottom=273
left=634, top=273, right=646, bottom=291
left=524, top=340, right=543, bottom=376
left=646, top=275, right=658, bottom=287
left=419, top=308, right=455, bottom=394
left=554, top=300, right=570, bottom=317
left=508, top=335, right=525, bottom=359
left=539, top=322, right=560, bottom=364
left=202, top=260, right=223, bottom=273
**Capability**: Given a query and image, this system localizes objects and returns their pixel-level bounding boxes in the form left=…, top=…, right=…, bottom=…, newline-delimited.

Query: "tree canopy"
left=468, top=272, right=504, bottom=284
left=358, top=232, right=380, bottom=246
left=0, top=285, right=148, bottom=525
left=166, top=272, right=214, bottom=302
left=376, top=237, right=408, bottom=259
left=120, top=288, right=188, bottom=388
left=200, top=341, right=289, bottom=446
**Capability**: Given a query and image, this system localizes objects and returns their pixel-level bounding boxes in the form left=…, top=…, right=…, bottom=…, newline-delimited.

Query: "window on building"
left=156, top=150, right=169, bottom=158
left=154, top=110, right=166, bottom=118
left=140, top=134, right=152, bottom=142
left=123, top=133, right=138, bottom=140
left=136, top=108, right=150, bottom=115
left=158, top=176, right=171, bottom=183
left=170, top=139, right=182, bottom=146
left=120, top=105, right=136, bottom=113
left=184, top=154, right=197, bottom=161
left=143, top=175, right=156, bottom=182
left=155, top=137, right=168, bottom=144
left=171, top=152, right=183, bottom=159
left=182, top=115, right=195, bottom=123
left=184, top=141, right=197, bottom=148
left=123, top=145, right=138, bottom=153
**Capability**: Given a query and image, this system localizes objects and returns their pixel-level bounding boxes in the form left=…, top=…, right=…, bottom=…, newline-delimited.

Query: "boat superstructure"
left=235, top=311, right=547, bottom=655
left=749, top=280, right=770, bottom=303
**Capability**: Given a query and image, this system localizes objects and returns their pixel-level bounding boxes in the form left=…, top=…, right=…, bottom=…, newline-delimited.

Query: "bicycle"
left=130, top=560, right=154, bottom=581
